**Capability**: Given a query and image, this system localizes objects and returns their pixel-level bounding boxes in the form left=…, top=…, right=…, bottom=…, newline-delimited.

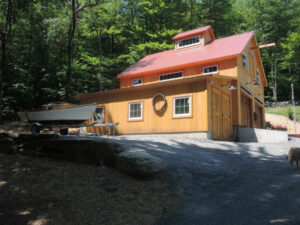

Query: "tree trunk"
left=65, top=0, right=76, bottom=101
left=273, top=57, right=278, bottom=103
left=65, top=0, right=99, bottom=101
left=97, top=27, right=102, bottom=91
left=0, top=0, right=14, bottom=122
left=0, top=36, right=6, bottom=123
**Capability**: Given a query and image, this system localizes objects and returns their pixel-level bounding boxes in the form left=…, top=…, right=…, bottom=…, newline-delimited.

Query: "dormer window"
left=178, top=35, right=200, bottom=48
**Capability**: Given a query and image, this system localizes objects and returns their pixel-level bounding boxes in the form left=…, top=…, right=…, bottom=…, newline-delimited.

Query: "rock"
left=0, top=134, right=17, bottom=154
left=87, top=141, right=115, bottom=165
left=115, top=148, right=167, bottom=177
left=115, top=144, right=130, bottom=154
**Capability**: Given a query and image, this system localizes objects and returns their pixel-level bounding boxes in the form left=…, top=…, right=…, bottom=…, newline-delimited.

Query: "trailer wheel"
left=31, top=124, right=41, bottom=135
left=60, top=128, right=68, bottom=135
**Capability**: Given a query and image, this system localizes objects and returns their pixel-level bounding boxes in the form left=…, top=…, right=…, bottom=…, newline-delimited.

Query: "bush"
left=288, top=108, right=294, bottom=120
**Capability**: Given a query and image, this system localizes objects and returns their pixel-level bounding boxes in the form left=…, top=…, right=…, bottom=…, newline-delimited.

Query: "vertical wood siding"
left=82, top=80, right=208, bottom=134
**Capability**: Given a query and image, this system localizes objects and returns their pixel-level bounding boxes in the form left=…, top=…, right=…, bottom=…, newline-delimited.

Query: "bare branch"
left=75, top=0, right=99, bottom=14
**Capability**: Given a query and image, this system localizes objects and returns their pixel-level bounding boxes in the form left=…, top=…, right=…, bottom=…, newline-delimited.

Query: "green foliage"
left=288, top=108, right=294, bottom=120
left=0, top=0, right=300, bottom=119
left=266, top=106, right=300, bottom=121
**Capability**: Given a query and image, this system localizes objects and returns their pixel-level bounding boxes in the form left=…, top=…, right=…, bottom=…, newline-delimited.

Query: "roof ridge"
left=214, top=31, right=254, bottom=41
left=177, top=25, right=211, bottom=35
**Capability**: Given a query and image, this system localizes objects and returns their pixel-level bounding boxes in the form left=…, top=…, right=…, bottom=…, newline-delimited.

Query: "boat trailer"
left=29, top=121, right=120, bottom=136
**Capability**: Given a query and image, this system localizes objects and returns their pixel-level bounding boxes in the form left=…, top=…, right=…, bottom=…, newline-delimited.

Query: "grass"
left=265, top=106, right=300, bottom=121
left=0, top=154, right=177, bottom=225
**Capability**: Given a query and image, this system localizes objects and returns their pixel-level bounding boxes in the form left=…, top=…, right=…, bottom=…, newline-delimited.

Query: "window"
left=129, top=102, right=143, bottom=120
left=256, top=69, right=261, bottom=84
left=93, top=106, right=104, bottom=123
left=203, top=65, right=218, bottom=74
left=242, top=53, right=248, bottom=69
left=132, top=78, right=143, bottom=86
left=173, top=96, right=191, bottom=117
left=178, top=35, right=201, bottom=48
left=160, top=72, right=183, bottom=81
left=249, top=51, right=254, bottom=58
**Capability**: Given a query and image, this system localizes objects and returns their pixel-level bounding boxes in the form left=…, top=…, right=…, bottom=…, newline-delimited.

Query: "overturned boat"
left=18, top=103, right=97, bottom=135
left=18, top=104, right=97, bottom=123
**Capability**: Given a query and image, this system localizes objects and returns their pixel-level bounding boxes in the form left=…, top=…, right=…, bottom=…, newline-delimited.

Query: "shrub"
left=288, top=108, right=294, bottom=120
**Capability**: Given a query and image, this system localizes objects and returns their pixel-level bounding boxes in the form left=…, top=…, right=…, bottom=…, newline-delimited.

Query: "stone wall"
left=0, top=133, right=166, bottom=177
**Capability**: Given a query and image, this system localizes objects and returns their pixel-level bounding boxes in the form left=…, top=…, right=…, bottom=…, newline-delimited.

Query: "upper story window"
left=159, top=72, right=183, bottom=81
left=242, top=53, right=248, bottom=70
left=129, top=102, right=143, bottom=120
left=132, top=78, right=143, bottom=86
left=178, top=35, right=200, bottom=48
left=203, top=65, right=218, bottom=74
left=256, top=69, right=261, bottom=84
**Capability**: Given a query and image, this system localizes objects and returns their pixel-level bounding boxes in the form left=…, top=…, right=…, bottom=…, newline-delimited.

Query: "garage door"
left=241, top=93, right=252, bottom=127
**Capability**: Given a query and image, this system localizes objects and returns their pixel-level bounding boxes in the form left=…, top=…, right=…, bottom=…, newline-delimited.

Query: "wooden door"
left=255, top=104, right=263, bottom=128
left=241, top=94, right=252, bottom=127
left=222, top=93, right=232, bottom=140
left=212, top=88, right=232, bottom=140
left=212, top=88, right=223, bottom=140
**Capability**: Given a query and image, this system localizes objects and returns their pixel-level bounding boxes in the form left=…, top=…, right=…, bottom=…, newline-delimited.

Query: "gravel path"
left=63, top=135, right=300, bottom=225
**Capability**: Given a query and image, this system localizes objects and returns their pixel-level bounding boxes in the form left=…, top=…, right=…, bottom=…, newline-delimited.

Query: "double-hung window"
left=242, top=53, right=248, bottom=69
left=173, top=96, right=191, bottom=117
left=129, top=102, right=143, bottom=120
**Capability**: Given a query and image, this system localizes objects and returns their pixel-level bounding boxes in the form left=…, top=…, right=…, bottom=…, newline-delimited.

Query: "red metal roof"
left=172, top=25, right=214, bottom=41
left=118, top=31, right=254, bottom=78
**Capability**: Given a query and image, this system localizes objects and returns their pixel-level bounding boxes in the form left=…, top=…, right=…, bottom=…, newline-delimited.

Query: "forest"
left=0, top=0, right=299, bottom=120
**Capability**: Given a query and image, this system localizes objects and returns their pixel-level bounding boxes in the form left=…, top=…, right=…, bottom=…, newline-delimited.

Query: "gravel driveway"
left=67, top=135, right=300, bottom=225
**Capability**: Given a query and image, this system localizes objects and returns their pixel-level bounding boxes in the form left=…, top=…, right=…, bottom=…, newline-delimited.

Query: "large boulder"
left=0, top=133, right=18, bottom=154
left=115, top=148, right=167, bottom=177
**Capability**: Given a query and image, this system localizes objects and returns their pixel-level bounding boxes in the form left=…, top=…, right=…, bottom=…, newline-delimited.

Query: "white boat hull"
left=18, top=104, right=97, bottom=122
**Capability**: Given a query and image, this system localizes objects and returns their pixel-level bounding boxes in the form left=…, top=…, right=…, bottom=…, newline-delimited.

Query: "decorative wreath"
left=152, top=93, right=167, bottom=112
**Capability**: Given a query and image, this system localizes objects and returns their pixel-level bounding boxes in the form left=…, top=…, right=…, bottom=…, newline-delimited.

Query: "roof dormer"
left=173, top=25, right=215, bottom=51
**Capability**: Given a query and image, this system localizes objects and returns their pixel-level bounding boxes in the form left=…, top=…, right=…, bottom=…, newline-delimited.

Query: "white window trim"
left=242, top=53, right=248, bottom=70
left=256, top=69, right=261, bottom=84
left=177, top=35, right=201, bottom=49
left=128, top=102, right=143, bottom=120
left=173, top=96, right=191, bottom=117
left=159, top=71, right=183, bottom=82
left=203, top=65, right=218, bottom=75
left=92, top=106, right=104, bottom=123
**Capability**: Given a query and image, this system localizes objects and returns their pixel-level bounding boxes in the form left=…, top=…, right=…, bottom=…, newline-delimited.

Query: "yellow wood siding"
left=236, top=36, right=265, bottom=127
left=82, top=80, right=208, bottom=134
left=79, top=36, right=267, bottom=139
left=120, top=58, right=237, bottom=88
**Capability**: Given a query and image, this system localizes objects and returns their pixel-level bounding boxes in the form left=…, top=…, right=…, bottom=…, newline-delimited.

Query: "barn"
left=78, top=25, right=267, bottom=141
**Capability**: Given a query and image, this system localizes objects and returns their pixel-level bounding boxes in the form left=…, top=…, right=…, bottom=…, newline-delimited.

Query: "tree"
left=0, top=0, right=14, bottom=122
left=65, top=0, right=100, bottom=100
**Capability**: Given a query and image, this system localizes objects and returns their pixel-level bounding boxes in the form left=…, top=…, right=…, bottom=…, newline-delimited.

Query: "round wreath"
left=152, top=93, right=167, bottom=112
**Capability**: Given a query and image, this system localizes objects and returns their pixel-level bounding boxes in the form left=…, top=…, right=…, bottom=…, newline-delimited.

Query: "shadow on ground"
left=98, top=136, right=300, bottom=225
